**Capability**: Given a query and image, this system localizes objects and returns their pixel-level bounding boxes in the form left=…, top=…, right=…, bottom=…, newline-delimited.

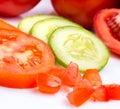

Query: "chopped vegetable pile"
left=0, top=10, right=120, bottom=107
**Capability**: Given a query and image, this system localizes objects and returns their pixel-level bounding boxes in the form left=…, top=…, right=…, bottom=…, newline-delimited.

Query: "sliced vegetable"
left=49, top=26, right=110, bottom=72
left=67, top=79, right=94, bottom=106
left=91, top=85, right=108, bottom=101
left=18, top=14, right=61, bottom=33
left=37, top=73, right=61, bottom=94
left=62, top=62, right=81, bottom=87
left=0, top=29, right=55, bottom=88
left=105, top=84, right=120, bottom=100
left=30, top=17, right=80, bottom=43
left=83, top=69, right=102, bottom=88
left=94, top=8, right=120, bottom=55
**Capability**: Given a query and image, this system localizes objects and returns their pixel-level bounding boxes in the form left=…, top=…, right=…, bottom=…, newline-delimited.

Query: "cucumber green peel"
left=18, top=14, right=63, bottom=33
left=49, top=26, right=110, bottom=73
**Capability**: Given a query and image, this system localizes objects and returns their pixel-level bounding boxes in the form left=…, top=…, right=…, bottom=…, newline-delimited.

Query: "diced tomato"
left=67, top=79, right=94, bottom=106
left=37, top=73, right=61, bottom=94
left=0, top=29, right=55, bottom=88
left=105, top=84, right=120, bottom=100
left=91, top=85, right=108, bottom=101
left=83, top=69, right=102, bottom=88
left=62, top=62, right=82, bottom=87
left=46, top=66, right=66, bottom=79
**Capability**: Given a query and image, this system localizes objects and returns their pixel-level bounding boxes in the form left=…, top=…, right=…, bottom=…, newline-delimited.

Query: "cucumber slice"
left=30, top=17, right=80, bottom=43
left=18, top=14, right=61, bottom=33
left=49, top=26, right=110, bottom=73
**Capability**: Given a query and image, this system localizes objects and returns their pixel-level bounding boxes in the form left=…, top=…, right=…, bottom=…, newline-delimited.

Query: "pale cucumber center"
left=63, top=34, right=98, bottom=60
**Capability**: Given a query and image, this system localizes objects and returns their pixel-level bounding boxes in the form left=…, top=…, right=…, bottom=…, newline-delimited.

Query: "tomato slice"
left=37, top=73, right=61, bottom=94
left=0, top=19, right=18, bottom=30
left=67, top=79, right=94, bottom=106
left=83, top=69, right=102, bottom=88
left=94, top=8, right=120, bottom=55
left=0, top=29, right=55, bottom=88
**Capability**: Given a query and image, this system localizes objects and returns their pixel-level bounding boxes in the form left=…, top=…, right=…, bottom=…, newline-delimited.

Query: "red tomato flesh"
left=0, top=29, right=55, bottom=88
left=83, top=69, right=102, bottom=88
left=62, top=62, right=82, bottom=87
left=67, top=79, right=94, bottom=106
left=37, top=73, right=61, bottom=94
left=105, top=84, right=120, bottom=100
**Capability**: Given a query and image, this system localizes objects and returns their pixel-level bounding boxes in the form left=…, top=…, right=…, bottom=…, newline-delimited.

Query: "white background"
left=1, top=0, right=120, bottom=109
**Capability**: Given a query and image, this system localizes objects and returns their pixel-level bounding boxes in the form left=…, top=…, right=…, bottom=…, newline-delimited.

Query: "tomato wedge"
left=94, top=8, right=120, bottom=55
left=62, top=62, right=81, bottom=87
left=83, top=69, right=102, bottom=88
left=0, top=29, right=55, bottom=88
left=37, top=73, right=61, bottom=94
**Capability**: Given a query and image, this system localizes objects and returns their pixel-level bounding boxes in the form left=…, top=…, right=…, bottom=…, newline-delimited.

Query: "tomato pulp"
left=0, top=29, right=55, bottom=88
left=0, top=0, right=41, bottom=17
left=94, top=8, right=120, bottom=55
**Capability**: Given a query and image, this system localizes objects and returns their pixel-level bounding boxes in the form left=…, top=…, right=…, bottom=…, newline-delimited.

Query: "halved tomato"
left=0, top=29, right=55, bottom=88
left=94, top=8, right=120, bottom=55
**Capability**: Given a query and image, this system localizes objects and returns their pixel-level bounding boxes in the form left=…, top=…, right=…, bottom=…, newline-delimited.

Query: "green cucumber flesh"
left=48, top=26, right=110, bottom=73
left=18, top=14, right=61, bottom=33
left=30, top=17, right=81, bottom=43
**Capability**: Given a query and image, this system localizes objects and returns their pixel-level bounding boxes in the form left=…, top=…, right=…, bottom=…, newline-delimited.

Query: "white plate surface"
left=1, top=0, right=120, bottom=109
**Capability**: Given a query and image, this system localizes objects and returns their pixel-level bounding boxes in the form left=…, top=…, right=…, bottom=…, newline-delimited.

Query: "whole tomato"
left=0, top=0, right=41, bottom=17
left=51, top=0, right=119, bottom=29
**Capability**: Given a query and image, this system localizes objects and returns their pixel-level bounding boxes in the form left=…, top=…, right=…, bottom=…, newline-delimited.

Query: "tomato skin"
left=37, top=73, right=62, bottom=94
left=51, top=0, right=119, bottom=29
left=94, top=8, right=120, bottom=55
left=0, top=0, right=41, bottom=17
left=0, top=29, right=55, bottom=88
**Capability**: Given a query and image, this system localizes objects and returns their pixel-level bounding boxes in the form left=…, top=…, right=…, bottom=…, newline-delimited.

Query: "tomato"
left=67, top=79, right=94, bottom=106
left=0, top=29, right=55, bottom=88
left=91, top=85, right=108, bottom=101
left=0, top=0, right=41, bottom=17
left=37, top=73, right=61, bottom=94
left=0, top=18, right=19, bottom=30
left=94, top=8, right=120, bottom=55
left=62, top=62, right=82, bottom=87
left=46, top=66, right=66, bottom=79
left=51, top=0, right=119, bottom=29
left=105, top=84, right=120, bottom=100
left=83, top=69, right=102, bottom=88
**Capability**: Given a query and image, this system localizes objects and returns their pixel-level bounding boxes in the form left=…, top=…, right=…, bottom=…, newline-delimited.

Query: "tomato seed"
left=105, top=12, right=120, bottom=41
